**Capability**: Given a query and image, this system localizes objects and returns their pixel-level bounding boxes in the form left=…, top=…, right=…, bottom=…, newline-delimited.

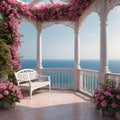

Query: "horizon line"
left=21, top=59, right=120, bottom=60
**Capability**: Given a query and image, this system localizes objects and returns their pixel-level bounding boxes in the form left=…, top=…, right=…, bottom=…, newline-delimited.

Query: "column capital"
left=100, top=13, right=108, bottom=25
left=36, top=22, right=42, bottom=32
left=97, top=0, right=108, bottom=26
left=74, top=21, right=80, bottom=34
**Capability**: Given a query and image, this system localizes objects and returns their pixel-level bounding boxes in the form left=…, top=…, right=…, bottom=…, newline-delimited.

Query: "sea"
left=21, top=59, right=120, bottom=74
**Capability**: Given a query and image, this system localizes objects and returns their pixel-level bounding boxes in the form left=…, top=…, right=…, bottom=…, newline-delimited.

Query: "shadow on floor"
left=0, top=102, right=116, bottom=120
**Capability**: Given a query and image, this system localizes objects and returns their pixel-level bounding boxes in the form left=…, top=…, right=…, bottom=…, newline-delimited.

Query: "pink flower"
left=4, top=90, right=9, bottom=96
left=12, top=88, right=16, bottom=92
left=100, top=95, right=104, bottom=100
left=18, top=94, right=23, bottom=99
left=116, top=95, right=120, bottom=100
left=101, top=100, right=107, bottom=107
left=95, top=88, right=99, bottom=93
left=104, top=91, right=113, bottom=98
left=8, top=82, right=13, bottom=89
left=111, top=103, right=118, bottom=109
left=107, top=86, right=112, bottom=91
left=0, top=94, right=3, bottom=99
left=8, top=0, right=16, bottom=4
left=13, top=51, right=18, bottom=58
left=0, top=83, right=7, bottom=90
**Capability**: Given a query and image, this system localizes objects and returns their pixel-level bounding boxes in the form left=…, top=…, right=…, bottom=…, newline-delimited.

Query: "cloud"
left=87, top=33, right=98, bottom=40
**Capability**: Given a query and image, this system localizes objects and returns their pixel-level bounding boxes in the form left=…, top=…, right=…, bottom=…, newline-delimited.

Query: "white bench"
left=14, top=69, right=51, bottom=98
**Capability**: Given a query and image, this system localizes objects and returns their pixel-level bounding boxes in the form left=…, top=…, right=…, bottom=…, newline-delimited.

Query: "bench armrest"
left=38, top=75, right=51, bottom=81
left=38, top=75, right=51, bottom=78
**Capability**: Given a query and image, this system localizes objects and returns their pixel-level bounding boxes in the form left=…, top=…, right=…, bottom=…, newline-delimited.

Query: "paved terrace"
left=0, top=90, right=116, bottom=120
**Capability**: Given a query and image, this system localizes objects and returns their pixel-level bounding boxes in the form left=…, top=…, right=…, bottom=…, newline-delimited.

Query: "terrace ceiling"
left=17, top=0, right=95, bottom=29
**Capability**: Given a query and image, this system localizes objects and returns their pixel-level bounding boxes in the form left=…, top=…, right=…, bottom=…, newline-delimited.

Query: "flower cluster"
left=0, top=0, right=22, bottom=80
left=0, top=82, right=22, bottom=107
left=0, top=0, right=94, bottom=22
left=16, top=0, right=94, bottom=22
left=8, top=45, right=22, bottom=70
left=93, top=80, right=120, bottom=112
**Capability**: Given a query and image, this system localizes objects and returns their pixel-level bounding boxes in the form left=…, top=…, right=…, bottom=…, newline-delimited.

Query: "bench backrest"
left=14, top=69, right=39, bottom=82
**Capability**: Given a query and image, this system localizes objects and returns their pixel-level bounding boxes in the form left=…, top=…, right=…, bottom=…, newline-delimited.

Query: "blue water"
left=21, top=59, right=120, bottom=73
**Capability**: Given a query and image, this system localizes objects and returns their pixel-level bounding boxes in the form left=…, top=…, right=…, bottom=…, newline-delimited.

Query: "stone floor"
left=0, top=89, right=116, bottom=120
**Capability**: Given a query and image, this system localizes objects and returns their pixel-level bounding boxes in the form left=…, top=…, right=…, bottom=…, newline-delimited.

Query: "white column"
left=36, top=22, right=43, bottom=70
left=100, top=17, right=109, bottom=73
left=74, top=21, right=80, bottom=90
left=74, top=21, right=80, bottom=69
left=99, top=0, right=109, bottom=83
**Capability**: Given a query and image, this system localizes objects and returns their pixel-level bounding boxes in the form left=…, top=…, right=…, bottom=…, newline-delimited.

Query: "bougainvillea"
left=8, top=0, right=94, bottom=22
left=0, top=0, right=94, bottom=81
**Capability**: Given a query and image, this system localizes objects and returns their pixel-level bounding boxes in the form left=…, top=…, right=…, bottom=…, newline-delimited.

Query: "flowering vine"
left=9, top=0, right=94, bottom=22
left=0, top=0, right=94, bottom=82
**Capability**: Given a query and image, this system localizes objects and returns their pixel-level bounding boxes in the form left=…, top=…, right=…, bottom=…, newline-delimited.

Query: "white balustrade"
left=78, top=70, right=120, bottom=96
left=41, top=68, right=99, bottom=94
left=79, top=69, right=99, bottom=96
left=105, top=73, right=120, bottom=86
left=41, top=68, right=74, bottom=89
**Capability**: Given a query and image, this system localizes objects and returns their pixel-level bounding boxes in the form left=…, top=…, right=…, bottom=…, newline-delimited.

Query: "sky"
left=18, top=3, right=120, bottom=60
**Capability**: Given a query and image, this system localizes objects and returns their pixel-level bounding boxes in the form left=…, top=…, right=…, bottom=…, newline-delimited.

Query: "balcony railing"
left=79, top=69, right=99, bottom=96
left=105, top=73, right=120, bottom=85
left=41, top=68, right=99, bottom=95
left=41, top=68, right=74, bottom=89
left=40, top=68, right=120, bottom=96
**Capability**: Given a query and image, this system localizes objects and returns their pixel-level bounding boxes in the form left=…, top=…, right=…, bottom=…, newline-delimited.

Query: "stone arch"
left=107, top=0, right=120, bottom=16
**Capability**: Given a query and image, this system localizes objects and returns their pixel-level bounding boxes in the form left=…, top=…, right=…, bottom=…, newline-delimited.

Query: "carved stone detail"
left=78, top=0, right=97, bottom=28
left=106, top=0, right=120, bottom=13
left=95, top=0, right=120, bottom=18
left=42, top=21, right=75, bottom=30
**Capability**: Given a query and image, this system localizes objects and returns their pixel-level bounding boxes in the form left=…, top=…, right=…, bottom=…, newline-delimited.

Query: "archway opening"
left=80, top=12, right=100, bottom=70
left=19, top=22, right=37, bottom=69
left=107, top=6, right=120, bottom=73
left=42, top=24, right=74, bottom=68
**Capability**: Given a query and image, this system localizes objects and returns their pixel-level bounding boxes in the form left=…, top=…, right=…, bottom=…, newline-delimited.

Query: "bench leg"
left=30, top=88, right=33, bottom=99
left=49, top=84, right=51, bottom=91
